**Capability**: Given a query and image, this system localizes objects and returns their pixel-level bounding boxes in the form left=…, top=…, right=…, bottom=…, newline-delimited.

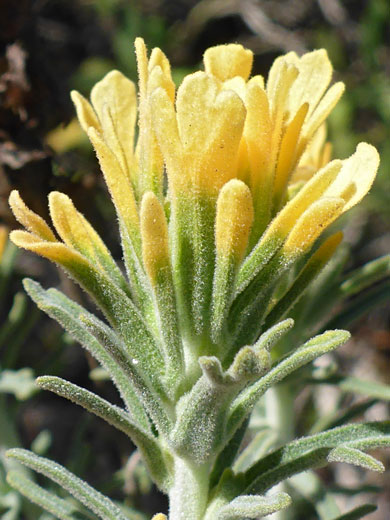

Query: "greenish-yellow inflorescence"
left=9, top=38, right=379, bottom=324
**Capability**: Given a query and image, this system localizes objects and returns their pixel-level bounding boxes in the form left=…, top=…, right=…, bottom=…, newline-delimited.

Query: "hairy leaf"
left=23, top=279, right=150, bottom=432
left=36, top=376, right=171, bottom=490
left=327, top=446, right=384, bottom=472
left=6, top=450, right=130, bottom=520
left=215, top=492, right=291, bottom=520
left=6, top=471, right=80, bottom=520
left=227, top=330, right=350, bottom=438
left=235, top=422, right=390, bottom=497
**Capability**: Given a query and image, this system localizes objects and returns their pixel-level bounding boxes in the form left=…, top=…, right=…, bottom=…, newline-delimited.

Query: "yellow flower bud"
left=215, top=180, right=254, bottom=262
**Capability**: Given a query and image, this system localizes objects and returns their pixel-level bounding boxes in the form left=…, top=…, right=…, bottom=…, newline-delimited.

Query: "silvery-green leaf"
left=340, top=255, right=390, bottom=296
left=215, top=492, right=291, bottom=520
left=219, top=421, right=390, bottom=500
left=6, top=471, right=79, bottom=520
left=6, top=450, right=130, bottom=520
left=23, top=279, right=150, bottom=432
left=227, top=330, right=350, bottom=439
left=328, top=446, right=384, bottom=472
left=36, top=376, right=171, bottom=490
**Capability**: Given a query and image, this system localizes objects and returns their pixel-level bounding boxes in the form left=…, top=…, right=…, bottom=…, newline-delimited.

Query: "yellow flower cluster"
left=9, top=39, right=379, bottom=300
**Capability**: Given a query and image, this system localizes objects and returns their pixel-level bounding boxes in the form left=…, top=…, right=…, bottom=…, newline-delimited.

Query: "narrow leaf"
left=332, top=504, right=377, bottom=520
left=340, top=255, right=390, bottom=296
left=7, top=470, right=78, bottom=520
left=23, top=279, right=150, bottom=432
left=17, top=235, right=165, bottom=386
left=228, top=422, right=390, bottom=498
left=328, top=446, right=384, bottom=472
left=215, top=492, right=291, bottom=520
left=233, top=429, right=278, bottom=473
left=339, top=376, right=390, bottom=401
left=6, top=449, right=130, bottom=520
left=36, top=376, right=170, bottom=491
left=227, top=330, right=350, bottom=438
left=82, top=313, right=172, bottom=437
left=323, top=280, right=390, bottom=330
left=264, top=232, right=342, bottom=327
left=252, top=318, right=294, bottom=352
left=310, top=398, right=378, bottom=433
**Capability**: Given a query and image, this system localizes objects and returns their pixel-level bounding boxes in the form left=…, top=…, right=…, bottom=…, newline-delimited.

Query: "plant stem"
left=168, top=458, right=209, bottom=520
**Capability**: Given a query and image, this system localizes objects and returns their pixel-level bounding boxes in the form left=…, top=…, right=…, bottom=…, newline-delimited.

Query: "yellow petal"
left=90, top=70, right=137, bottom=174
left=148, top=48, right=175, bottom=101
left=140, top=192, right=170, bottom=285
left=70, top=91, right=100, bottom=134
left=267, top=62, right=299, bottom=185
left=266, top=52, right=297, bottom=102
left=286, top=49, right=333, bottom=118
left=264, top=159, right=342, bottom=241
left=222, top=76, right=247, bottom=100
left=324, top=143, right=380, bottom=212
left=248, top=74, right=265, bottom=90
left=9, top=230, right=88, bottom=268
left=135, top=41, right=175, bottom=199
left=203, top=44, right=253, bottom=81
left=48, top=192, right=112, bottom=266
left=149, top=46, right=170, bottom=73
left=9, top=191, right=56, bottom=242
left=148, top=64, right=175, bottom=100
left=313, top=230, right=343, bottom=262
left=150, top=87, right=184, bottom=194
left=244, top=81, right=272, bottom=194
left=215, top=179, right=254, bottom=261
left=176, top=71, right=219, bottom=156
left=135, top=37, right=148, bottom=98
left=302, top=81, right=345, bottom=145
left=292, top=124, right=329, bottom=183
left=175, top=71, right=246, bottom=194
left=283, top=197, right=344, bottom=256
left=320, top=142, right=332, bottom=168
left=151, top=515, right=167, bottom=520
left=90, top=70, right=136, bottom=132
left=267, top=60, right=299, bottom=117
left=273, top=102, right=309, bottom=206
left=46, top=118, right=86, bottom=153
left=197, top=89, right=246, bottom=194
left=88, top=128, right=140, bottom=236
left=137, top=64, right=174, bottom=196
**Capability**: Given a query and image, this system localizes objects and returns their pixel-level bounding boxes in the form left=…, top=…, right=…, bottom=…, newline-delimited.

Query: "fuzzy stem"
left=168, top=458, right=209, bottom=520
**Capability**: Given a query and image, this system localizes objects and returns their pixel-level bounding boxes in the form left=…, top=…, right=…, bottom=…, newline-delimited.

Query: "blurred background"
left=0, top=1, right=389, bottom=519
